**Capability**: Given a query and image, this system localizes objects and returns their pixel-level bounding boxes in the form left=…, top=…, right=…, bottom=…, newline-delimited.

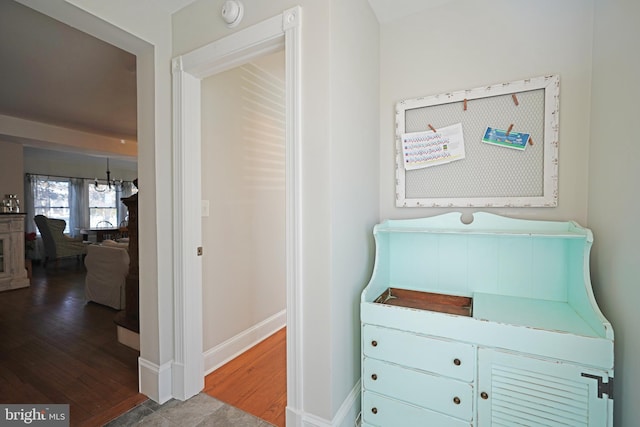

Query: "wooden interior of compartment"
left=375, top=288, right=472, bottom=316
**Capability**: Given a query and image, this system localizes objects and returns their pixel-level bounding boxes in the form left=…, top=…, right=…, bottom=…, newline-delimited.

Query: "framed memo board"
left=395, top=75, right=559, bottom=207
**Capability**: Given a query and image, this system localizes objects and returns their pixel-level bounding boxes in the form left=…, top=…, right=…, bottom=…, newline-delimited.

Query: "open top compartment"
left=374, top=287, right=472, bottom=317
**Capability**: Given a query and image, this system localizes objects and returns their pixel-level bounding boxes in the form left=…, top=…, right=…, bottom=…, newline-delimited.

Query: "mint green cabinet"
left=361, top=213, right=614, bottom=426
left=477, top=348, right=611, bottom=426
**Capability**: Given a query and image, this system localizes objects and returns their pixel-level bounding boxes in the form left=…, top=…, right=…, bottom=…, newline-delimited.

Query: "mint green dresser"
left=360, top=212, right=614, bottom=427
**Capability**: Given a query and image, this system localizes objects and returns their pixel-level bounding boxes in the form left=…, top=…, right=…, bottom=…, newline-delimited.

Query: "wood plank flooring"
left=204, top=328, right=287, bottom=427
left=0, top=260, right=144, bottom=426
left=0, top=260, right=287, bottom=426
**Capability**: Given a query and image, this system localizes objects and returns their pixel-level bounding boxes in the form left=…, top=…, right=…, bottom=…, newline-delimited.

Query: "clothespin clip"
left=528, top=136, right=534, bottom=146
left=428, top=124, right=437, bottom=133
left=506, top=124, right=514, bottom=136
left=512, top=94, right=519, bottom=106
left=463, top=99, right=468, bottom=111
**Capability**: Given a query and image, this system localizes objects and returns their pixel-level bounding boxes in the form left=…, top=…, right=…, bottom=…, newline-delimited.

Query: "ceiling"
left=0, top=0, right=437, bottom=156
left=0, top=0, right=137, bottom=140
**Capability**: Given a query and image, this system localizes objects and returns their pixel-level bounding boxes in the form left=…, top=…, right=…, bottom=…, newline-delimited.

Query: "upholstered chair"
left=33, top=215, right=87, bottom=267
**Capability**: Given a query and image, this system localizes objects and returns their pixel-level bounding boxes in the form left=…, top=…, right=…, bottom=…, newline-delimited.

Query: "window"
left=89, top=184, right=118, bottom=228
left=33, top=178, right=71, bottom=233
left=27, top=174, right=137, bottom=237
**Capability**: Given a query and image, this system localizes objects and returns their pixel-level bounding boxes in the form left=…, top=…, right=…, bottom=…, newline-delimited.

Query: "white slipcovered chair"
left=84, top=241, right=129, bottom=309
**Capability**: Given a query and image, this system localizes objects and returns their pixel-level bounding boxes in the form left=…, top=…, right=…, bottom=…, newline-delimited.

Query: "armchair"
left=33, top=215, right=87, bottom=267
left=84, top=242, right=129, bottom=309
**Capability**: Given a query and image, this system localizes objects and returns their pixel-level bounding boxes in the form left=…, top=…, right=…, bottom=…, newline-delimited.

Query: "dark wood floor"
left=0, top=260, right=287, bottom=426
left=0, top=260, right=144, bottom=426
left=204, top=328, right=287, bottom=427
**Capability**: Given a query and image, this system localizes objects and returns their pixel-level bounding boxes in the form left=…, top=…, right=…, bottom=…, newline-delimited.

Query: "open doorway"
left=171, top=6, right=301, bottom=425
left=200, top=51, right=286, bottom=426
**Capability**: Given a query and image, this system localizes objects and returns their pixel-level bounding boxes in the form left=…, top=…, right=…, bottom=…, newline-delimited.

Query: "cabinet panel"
left=363, top=324, right=475, bottom=381
left=363, top=357, right=473, bottom=420
left=477, top=349, right=611, bottom=426
left=362, top=391, right=470, bottom=427
left=0, top=234, right=9, bottom=277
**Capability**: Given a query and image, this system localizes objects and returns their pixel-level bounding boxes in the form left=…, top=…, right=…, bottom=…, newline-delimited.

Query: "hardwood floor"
left=0, top=260, right=287, bottom=426
left=0, top=260, right=144, bottom=426
left=204, top=328, right=287, bottom=427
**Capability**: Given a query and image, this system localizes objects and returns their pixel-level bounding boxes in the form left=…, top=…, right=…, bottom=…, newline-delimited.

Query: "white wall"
left=329, top=0, right=379, bottom=419
left=201, top=54, right=286, bottom=355
left=588, top=1, right=640, bottom=426
left=173, top=0, right=379, bottom=424
left=0, top=140, right=24, bottom=204
left=379, top=0, right=594, bottom=223
left=24, top=147, right=137, bottom=182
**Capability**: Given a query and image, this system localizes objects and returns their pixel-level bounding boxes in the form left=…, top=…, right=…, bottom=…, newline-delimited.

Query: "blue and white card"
left=482, top=126, right=530, bottom=150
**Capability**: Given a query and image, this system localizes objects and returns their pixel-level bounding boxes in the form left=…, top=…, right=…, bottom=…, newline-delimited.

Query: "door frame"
left=171, top=6, right=302, bottom=421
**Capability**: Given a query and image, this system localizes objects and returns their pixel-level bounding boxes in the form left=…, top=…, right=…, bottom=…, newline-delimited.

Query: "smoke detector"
left=221, top=0, right=244, bottom=28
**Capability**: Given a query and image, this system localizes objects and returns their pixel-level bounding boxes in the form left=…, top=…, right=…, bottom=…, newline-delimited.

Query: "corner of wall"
left=138, top=357, right=173, bottom=404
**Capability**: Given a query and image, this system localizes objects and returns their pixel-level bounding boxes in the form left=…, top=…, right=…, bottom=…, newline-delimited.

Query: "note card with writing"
left=401, top=123, right=465, bottom=170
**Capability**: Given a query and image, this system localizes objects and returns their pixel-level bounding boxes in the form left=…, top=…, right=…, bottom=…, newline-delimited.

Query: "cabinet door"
left=477, top=349, right=612, bottom=426
left=0, top=234, right=9, bottom=278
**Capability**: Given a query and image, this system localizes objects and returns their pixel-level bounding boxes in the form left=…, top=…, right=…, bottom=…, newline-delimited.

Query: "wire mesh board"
left=395, top=75, right=559, bottom=207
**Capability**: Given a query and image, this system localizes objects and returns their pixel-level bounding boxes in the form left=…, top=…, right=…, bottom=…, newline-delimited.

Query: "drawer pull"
left=371, top=407, right=378, bottom=414
left=453, top=358, right=461, bottom=366
left=453, top=396, right=461, bottom=405
left=371, top=373, right=378, bottom=381
left=481, top=391, right=489, bottom=400
left=371, top=340, right=378, bottom=347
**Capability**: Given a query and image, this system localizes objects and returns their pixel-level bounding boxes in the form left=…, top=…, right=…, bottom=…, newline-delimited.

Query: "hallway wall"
left=201, top=52, right=286, bottom=367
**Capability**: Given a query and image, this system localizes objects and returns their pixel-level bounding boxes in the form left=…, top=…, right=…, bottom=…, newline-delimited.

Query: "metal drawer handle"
left=371, top=407, right=378, bottom=414
left=371, top=373, right=378, bottom=380
left=453, top=358, right=461, bottom=366
left=481, top=391, right=489, bottom=400
left=371, top=340, right=378, bottom=347
left=453, top=396, right=461, bottom=405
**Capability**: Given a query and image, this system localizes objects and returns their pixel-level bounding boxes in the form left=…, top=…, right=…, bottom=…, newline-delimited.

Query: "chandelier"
left=94, top=158, right=123, bottom=192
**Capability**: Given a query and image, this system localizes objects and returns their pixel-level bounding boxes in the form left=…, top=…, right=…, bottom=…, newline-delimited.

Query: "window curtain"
left=69, top=178, right=89, bottom=238
left=24, top=174, right=38, bottom=234
left=24, top=174, right=44, bottom=260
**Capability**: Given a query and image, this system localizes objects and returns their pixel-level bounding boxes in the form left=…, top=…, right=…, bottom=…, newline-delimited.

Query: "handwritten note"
left=401, top=123, right=466, bottom=170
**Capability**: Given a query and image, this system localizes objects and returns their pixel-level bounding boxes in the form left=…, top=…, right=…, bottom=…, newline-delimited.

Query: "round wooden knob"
left=453, top=358, right=461, bottom=366
left=453, top=396, right=461, bottom=405
left=371, top=340, right=378, bottom=347
left=371, top=373, right=378, bottom=380
left=371, top=407, right=378, bottom=414
left=481, top=391, right=489, bottom=400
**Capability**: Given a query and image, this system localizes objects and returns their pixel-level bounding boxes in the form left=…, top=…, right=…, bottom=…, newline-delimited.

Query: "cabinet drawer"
left=362, top=391, right=471, bottom=427
left=363, top=357, right=472, bottom=420
left=363, top=324, right=475, bottom=381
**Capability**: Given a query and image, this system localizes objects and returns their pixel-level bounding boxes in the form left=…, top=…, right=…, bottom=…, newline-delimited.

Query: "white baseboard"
left=203, top=309, right=286, bottom=375
left=332, top=380, right=361, bottom=427
left=138, top=357, right=173, bottom=404
left=290, top=381, right=361, bottom=427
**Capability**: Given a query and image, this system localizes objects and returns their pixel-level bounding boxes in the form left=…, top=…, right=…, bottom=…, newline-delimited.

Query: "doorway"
left=200, top=51, right=286, bottom=426
left=172, top=6, right=302, bottom=424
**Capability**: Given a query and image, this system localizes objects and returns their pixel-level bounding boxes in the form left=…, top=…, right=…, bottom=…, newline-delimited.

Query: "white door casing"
left=171, top=6, right=303, bottom=422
